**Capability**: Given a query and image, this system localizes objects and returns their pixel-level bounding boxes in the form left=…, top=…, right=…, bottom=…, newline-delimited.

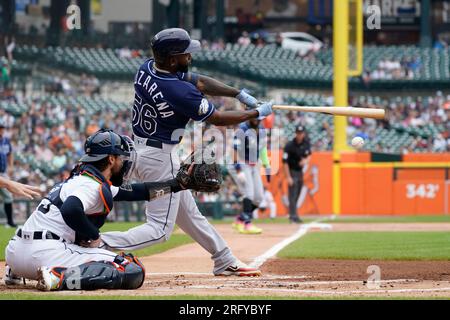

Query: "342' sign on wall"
left=406, top=184, right=440, bottom=199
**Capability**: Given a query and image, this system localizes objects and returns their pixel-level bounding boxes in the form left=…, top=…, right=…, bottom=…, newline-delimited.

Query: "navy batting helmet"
left=150, top=28, right=201, bottom=58
left=80, top=129, right=133, bottom=163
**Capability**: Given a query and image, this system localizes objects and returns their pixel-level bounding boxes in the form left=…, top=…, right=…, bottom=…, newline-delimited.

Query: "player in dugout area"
left=4, top=129, right=209, bottom=291
left=100, top=28, right=273, bottom=277
left=230, top=117, right=271, bottom=234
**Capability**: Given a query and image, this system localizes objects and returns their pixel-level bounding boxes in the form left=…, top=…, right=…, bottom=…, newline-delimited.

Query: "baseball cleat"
left=289, top=217, right=303, bottom=224
left=36, top=267, right=62, bottom=291
left=231, top=219, right=245, bottom=232
left=216, top=260, right=261, bottom=277
left=239, top=223, right=263, bottom=235
left=4, top=265, right=22, bottom=285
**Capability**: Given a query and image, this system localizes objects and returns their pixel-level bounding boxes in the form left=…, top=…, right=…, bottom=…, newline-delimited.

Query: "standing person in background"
left=0, top=121, right=15, bottom=227
left=238, top=31, right=251, bottom=46
left=5, top=36, right=15, bottom=62
left=231, top=117, right=270, bottom=234
left=1, top=57, right=11, bottom=90
left=282, top=126, right=311, bottom=223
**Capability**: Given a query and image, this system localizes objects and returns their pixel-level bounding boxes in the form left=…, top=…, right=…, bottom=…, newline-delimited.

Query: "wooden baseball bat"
left=272, top=105, right=386, bottom=119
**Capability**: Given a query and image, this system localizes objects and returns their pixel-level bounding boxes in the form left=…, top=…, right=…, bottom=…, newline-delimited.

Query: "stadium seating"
left=12, top=44, right=450, bottom=89
left=194, top=44, right=450, bottom=89
left=9, top=60, right=32, bottom=76
left=0, top=94, right=129, bottom=118
left=14, top=45, right=145, bottom=80
left=0, top=94, right=130, bottom=174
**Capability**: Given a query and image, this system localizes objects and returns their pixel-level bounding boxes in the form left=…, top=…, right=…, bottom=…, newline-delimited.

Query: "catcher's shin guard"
left=47, top=256, right=145, bottom=290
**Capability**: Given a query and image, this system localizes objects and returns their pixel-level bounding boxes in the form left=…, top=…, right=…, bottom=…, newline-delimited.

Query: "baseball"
left=351, top=136, right=365, bottom=149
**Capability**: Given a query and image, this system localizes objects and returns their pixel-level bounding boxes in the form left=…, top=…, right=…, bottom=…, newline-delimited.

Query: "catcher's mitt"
left=176, top=162, right=222, bottom=192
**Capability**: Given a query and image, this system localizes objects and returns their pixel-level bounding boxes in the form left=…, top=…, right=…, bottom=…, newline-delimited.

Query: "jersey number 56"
left=132, top=93, right=158, bottom=136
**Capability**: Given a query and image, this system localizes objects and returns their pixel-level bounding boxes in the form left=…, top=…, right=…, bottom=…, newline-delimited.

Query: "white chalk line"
left=249, top=216, right=332, bottom=269
left=147, top=272, right=212, bottom=276
left=145, top=216, right=448, bottom=295
left=176, top=285, right=450, bottom=295
left=275, top=279, right=419, bottom=285
left=147, top=216, right=332, bottom=277
left=146, top=273, right=309, bottom=280
left=145, top=273, right=419, bottom=286
left=148, top=279, right=420, bottom=288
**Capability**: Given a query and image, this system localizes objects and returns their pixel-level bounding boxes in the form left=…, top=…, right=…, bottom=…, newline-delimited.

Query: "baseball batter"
left=100, top=28, right=273, bottom=276
left=4, top=129, right=212, bottom=291
left=231, top=118, right=270, bottom=234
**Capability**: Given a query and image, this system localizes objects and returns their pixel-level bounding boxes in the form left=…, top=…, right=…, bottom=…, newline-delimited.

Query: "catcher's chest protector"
left=41, top=164, right=114, bottom=215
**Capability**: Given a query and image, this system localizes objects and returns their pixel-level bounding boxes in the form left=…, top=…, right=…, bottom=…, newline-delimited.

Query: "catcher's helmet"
left=150, top=28, right=201, bottom=58
left=80, top=129, right=133, bottom=163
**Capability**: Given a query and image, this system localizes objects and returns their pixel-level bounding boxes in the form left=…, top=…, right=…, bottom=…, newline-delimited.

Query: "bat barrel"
left=272, top=105, right=385, bottom=119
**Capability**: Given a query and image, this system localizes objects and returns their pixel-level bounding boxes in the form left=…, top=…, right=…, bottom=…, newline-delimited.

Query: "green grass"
left=0, top=293, right=298, bottom=300
left=99, top=222, right=143, bottom=232
left=0, top=226, right=18, bottom=260
left=126, top=233, right=193, bottom=257
left=323, top=216, right=450, bottom=223
left=100, top=222, right=195, bottom=257
left=1, top=292, right=447, bottom=300
left=0, top=222, right=193, bottom=261
left=279, top=232, right=450, bottom=260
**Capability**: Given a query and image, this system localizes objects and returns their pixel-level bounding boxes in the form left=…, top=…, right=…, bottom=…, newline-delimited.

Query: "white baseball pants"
left=5, top=232, right=116, bottom=280
left=240, top=164, right=265, bottom=206
left=100, top=141, right=236, bottom=275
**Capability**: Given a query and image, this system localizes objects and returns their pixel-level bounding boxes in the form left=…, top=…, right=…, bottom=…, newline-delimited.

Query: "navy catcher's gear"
left=47, top=254, right=145, bottom=290
left=79, top=129, right=135, bottom=187
left=80, top=129, right=133, bottom=163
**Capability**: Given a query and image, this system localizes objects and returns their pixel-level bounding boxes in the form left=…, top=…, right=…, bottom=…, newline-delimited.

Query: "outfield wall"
left=264, top=152, right=450, bottom=216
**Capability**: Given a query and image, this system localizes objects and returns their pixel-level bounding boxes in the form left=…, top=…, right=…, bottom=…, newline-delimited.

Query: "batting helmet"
left=80, top=129, right=133, bottom=163
left=150, top=28, right=201, bottom=58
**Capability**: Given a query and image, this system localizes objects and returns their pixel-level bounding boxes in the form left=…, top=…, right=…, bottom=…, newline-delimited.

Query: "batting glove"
left=256, top=101, right=273, bottom=118
left=236, top=89, right=258, bottom=109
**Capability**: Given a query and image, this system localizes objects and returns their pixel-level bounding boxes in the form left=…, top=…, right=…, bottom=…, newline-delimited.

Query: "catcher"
left=4, top=129, right=219, bottom=291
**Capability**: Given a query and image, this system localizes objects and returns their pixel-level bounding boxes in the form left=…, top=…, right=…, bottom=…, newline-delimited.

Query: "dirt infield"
left=1, top=222, right=450, bottom=298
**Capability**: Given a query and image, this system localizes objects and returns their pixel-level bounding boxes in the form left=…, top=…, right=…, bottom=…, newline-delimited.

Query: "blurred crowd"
left=362, top=56, right=423, bottom=82
left=353, top=92, right=449, bottom=153
left=0, top=89, right=131, bottom=195
left=0, top=37, right=15, bottom=91
left=200, top=30, right=324, bottom=60
left=279, top=91, right=450, bottom=153
left=40, top=71, right=100, bottom=96
left=0, top=33, right=449, bottom=209
left=0, top=86, right=449, bottom=200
